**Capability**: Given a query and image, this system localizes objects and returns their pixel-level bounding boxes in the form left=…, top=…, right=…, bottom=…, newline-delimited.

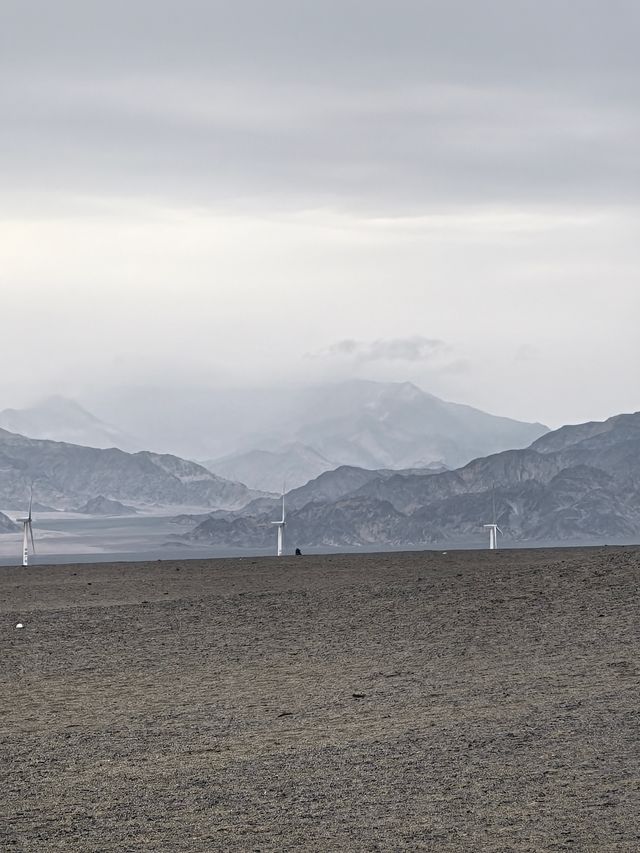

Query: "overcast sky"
left=1, top=0, right=639, bottom=428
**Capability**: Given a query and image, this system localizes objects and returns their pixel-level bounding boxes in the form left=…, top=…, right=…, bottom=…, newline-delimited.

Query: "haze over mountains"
left=201, top=381, right=547, bottom=490
left=188, top=411, right=640, bottom=549
left=5, top=380, right=548, bottom=492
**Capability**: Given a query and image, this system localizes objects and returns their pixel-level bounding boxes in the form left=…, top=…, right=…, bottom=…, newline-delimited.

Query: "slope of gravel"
left=1, top=547, right=639, bottom=851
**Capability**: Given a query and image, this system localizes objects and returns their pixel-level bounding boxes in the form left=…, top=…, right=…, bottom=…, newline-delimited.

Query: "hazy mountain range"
left=201, top=380, right=548, bottom=489
left=1, top=381, right=548, bottom=494
left=0, top=392, right=637, bottom=551
left=188, top=411, right=640, bottom=548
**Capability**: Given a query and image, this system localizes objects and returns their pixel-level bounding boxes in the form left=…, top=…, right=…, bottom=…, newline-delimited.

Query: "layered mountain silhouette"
left=0, top=429, right=269, bottom=512
left=6, top=384, right=548, bottom=495
left=188, top=411, right=640, bottom=548
left=6, top=382, right=547, bottom=493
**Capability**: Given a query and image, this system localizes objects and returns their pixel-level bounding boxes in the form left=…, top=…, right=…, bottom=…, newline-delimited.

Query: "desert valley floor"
left=1, top=548, right=639, bottom=851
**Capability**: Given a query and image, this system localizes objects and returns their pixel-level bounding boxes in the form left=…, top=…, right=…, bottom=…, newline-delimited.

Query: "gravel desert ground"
left=1, top=548, right=639, bottom=851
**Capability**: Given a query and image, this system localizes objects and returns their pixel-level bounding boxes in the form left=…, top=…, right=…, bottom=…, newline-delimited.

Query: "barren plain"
left=1, top=548, right=639, bottom=851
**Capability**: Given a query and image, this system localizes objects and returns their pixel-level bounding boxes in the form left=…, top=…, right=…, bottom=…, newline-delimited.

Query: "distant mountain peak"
left=0, top=396, right=140, bottom=452
left=177, top=379, right=550, bottom=490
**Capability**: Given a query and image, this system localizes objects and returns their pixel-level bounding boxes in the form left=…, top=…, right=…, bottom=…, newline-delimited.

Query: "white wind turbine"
left=17, top=491, right=36, bottom=567
left=271, top=491, right=286, bottom=556
left=484, top=487, right=503, bottom=550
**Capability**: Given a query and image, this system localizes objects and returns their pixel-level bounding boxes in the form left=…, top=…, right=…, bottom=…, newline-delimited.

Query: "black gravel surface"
left=1, top=547, right=639, bottom=851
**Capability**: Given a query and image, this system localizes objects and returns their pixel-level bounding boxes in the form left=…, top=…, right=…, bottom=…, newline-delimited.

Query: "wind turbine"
left=17, top=491, right=36, bottom=567
left=271, top=491, right=286, bottom=556
left=484, top=486, right=503, bottom=550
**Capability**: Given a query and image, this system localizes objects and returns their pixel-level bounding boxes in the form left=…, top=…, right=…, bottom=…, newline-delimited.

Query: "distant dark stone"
left=75, top=496, right=138, bottom=516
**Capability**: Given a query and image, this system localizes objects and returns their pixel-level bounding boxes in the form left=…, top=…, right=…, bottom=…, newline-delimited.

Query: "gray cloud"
left=2, top=1, right=640, bottom=213
left=314, top=336, right=447, bottom=363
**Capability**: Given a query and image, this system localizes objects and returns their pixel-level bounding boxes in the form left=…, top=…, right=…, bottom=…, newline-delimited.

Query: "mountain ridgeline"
left=188, top=412, right=640, bottom=548
left=0, top=429, right=269, bottom=512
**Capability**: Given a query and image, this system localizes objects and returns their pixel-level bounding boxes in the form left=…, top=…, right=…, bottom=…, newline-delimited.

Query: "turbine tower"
left=271, top=492, right=286, bottom=556
left=18, top=491, right=36, bottom=567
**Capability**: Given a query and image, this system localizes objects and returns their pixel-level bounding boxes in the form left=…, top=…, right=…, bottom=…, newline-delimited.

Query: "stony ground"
left=1, top=547, right=639, bottom=851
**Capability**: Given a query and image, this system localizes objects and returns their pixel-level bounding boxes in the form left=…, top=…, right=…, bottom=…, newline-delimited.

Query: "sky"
left=1, top=0, right=639, bottom=429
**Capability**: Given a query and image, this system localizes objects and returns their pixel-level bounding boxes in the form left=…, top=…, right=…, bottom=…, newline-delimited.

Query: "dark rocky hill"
left=206, top=462, right=445, bottom=521
left=0, top=429, right=267, bottom=511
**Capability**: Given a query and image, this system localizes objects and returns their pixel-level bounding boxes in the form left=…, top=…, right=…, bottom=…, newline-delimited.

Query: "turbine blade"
left=28, top=490, right=33, bottom=521
left=29, top=522, right=36, bottom=554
